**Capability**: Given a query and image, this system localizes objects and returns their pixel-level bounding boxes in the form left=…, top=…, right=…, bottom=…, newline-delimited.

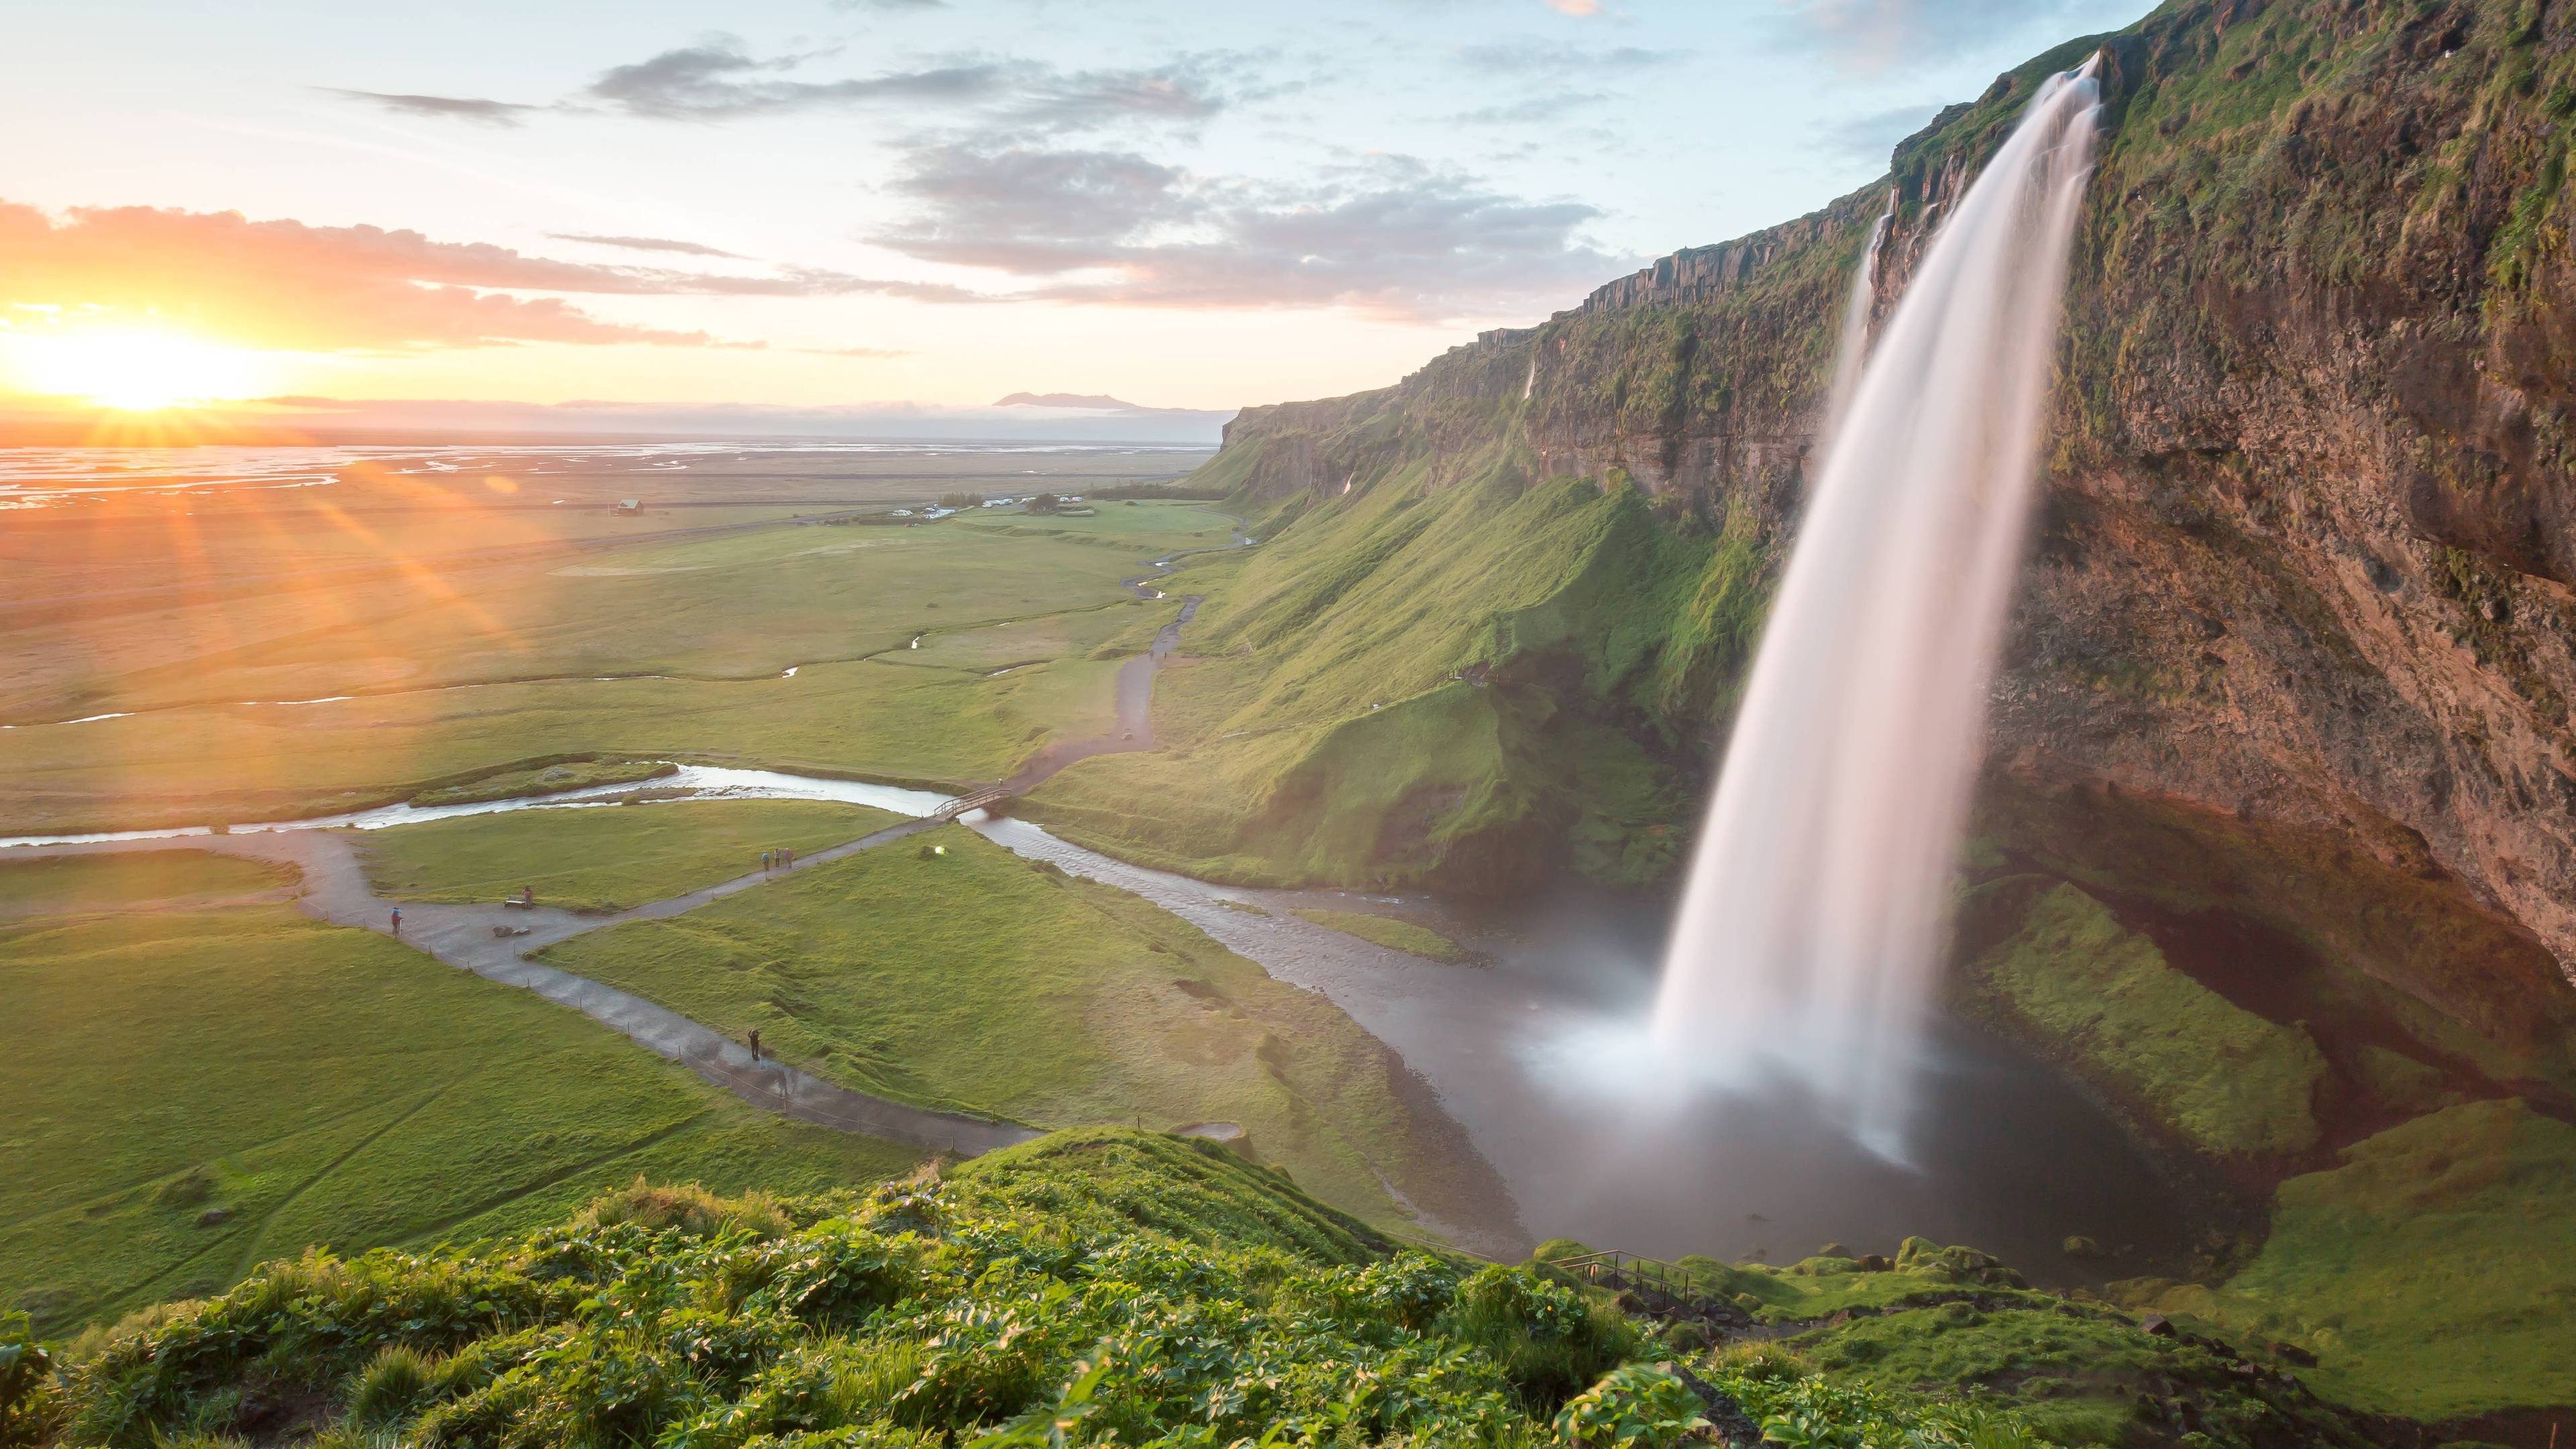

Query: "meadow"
left=0, top=861, right=918, bottom=1336
left=0, top=502, right=1237, bottom=832
left=539, top=824, right=1503, bottom=1238
left=358, top=799, right=904, bottom=912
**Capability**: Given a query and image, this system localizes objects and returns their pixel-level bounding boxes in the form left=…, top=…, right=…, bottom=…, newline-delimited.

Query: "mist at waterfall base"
left=1428, top=878, right=2181, bottom=1272
left=1633, top=60, right=2105, bottom=1162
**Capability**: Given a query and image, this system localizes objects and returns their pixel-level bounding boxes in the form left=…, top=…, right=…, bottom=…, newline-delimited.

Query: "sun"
left=15, top=328, right=267, bottom=411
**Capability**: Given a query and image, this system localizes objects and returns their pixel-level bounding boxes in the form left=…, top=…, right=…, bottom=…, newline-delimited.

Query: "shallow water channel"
left=3, top=771, right=2184, bottom=1275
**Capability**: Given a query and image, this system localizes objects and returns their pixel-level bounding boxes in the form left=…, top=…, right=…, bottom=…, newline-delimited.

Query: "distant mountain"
left=994, top=392, right=1145, bottom=411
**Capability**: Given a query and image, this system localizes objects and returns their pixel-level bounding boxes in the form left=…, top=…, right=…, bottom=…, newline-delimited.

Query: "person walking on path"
left=390, top=906, right=402, bottom=936
left=748, top=1029, right=763, bottom=1063
left=762, top=851, right=773, bottom=871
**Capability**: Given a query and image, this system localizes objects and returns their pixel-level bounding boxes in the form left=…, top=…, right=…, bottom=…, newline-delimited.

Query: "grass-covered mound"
left=7, top=1132, right=2080, bottom=1449
left=540, top=826, right=1505, bottom=1240
left=360, top=800, right=904, bottom=913
left=1534, top=1240, right=2373, bottom=1448
left=0, top=902, right=917, bottom=1336
left=1287, top=908, right=1470, bottom=963
left=2115, top=1099, right=2576, bottom=1420
left=1961, top=882, right=2327, bottom=1158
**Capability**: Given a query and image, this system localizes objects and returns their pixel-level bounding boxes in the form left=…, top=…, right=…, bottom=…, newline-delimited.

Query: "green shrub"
left=345, top=1344, right=438, bottom=1427
left=1552, top=1363, right=1710, bottom=1447
left=1440, top=1265, right=1642, bottom=1410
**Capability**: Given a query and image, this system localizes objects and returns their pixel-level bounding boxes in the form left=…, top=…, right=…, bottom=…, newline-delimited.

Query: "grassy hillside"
left=1027, top=469, right=1746, bottom=891
left=9, top=1131, right=2212, bottom=1449
left=0, top=901, right=916, bottom=1337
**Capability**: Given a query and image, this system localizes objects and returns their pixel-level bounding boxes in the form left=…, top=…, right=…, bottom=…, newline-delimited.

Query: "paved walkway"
left=17, top=826, right=1035, bottom=1157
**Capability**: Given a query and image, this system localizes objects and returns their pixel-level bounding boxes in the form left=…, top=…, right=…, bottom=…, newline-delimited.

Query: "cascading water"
left=1815, top=192, right=1894, bottom=457
left=1652, top=58, right=2103, bottom=1156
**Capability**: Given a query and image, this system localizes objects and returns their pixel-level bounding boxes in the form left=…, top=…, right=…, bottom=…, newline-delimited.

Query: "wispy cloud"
left=583, top=43, right=1006, bottom=120
left=547, top=233, right=747, bottom=259
left=1452, top=41, right=1682, bottom=74
left=325, top=89, right=543, bottom=125
left=333, top=40, right=1236, bottom=136
left=0, top=201, right=991, bottom=354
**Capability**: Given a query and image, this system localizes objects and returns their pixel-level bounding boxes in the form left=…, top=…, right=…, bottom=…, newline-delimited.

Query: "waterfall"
left=1651, top=59, right=2102, bottom=1155
left=1815, top=193, right=1894, bottom=458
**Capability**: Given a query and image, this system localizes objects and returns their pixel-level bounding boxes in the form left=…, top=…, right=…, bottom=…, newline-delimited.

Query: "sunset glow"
left=13, top=328, right=268, bottom=411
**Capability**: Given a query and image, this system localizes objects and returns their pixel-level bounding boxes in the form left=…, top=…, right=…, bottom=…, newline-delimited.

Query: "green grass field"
left=539, top=824, right=1498, bottom=1235
left=0, top=899, right=917, bottom=1335
left=2118, top=1099, right=2576, bottom=1418
left=359, top=799, right=904, bottom=912
left=1289, top=906, right=1470, bottom=962
left=0, top=850, right=294, bottom=918
left=0, top=504, right=1232, bottom=833
left=0, top=654, right=1122, bottom=833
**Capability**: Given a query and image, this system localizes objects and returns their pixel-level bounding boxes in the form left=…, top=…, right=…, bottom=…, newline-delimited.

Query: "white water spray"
left=1652, top=60, right=2103, bottom=1155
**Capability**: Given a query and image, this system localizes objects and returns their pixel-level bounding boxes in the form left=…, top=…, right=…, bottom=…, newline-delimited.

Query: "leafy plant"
left=1552, top=1364, right=1711, bottom=1448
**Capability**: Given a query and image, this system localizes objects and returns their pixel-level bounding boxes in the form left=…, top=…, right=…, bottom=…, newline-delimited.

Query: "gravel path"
left=13, top=827, right=1036, bottom=1157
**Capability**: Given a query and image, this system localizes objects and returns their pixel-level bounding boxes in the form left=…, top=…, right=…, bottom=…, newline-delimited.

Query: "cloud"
left=870, top=146, right=1622, bottom=323
left=1452, top=41, right=1680, bottom=74
left=548, top=233, right=747, bottom=259
left=1452, top=93, right=1610, bottom=125
left=335, top=39, right=1234, bottom=137
left=1780, top=0, right=2103, bottom=70
left=0, top=201, right=992, bottom=354
left=326, top=89, right=543, bottom=125
left=1546, top=0, right=1604, bottom=14
left=582, top=42, right=1006, bottom=119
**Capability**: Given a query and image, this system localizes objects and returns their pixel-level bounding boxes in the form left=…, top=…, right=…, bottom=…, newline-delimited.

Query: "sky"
left=0, top=0, right=2155, bottom=419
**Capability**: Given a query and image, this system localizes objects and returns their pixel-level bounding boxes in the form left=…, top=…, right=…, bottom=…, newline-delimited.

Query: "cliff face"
left=1205, top=0, right=2576, bottom=1004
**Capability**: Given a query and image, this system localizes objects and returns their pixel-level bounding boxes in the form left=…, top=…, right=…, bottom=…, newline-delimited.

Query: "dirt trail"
left=11, top=828, right=1034, bottom=1157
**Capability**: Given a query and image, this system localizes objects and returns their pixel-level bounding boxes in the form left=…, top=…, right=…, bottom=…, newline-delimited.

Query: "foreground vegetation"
left=360, top=800, right=904, bottom=913
left=5, top=1132, right=2099, bottom=1449
left=0, top=892, right=916, bottom=1336
left=541, top=826, right=1502, bottom=1240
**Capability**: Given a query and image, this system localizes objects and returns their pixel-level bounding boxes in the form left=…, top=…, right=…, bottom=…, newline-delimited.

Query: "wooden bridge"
left=932, top=784, right=1014, bottom=820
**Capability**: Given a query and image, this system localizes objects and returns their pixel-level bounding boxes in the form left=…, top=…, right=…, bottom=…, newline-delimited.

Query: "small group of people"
left=761, top=847, right=798, bottom=871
